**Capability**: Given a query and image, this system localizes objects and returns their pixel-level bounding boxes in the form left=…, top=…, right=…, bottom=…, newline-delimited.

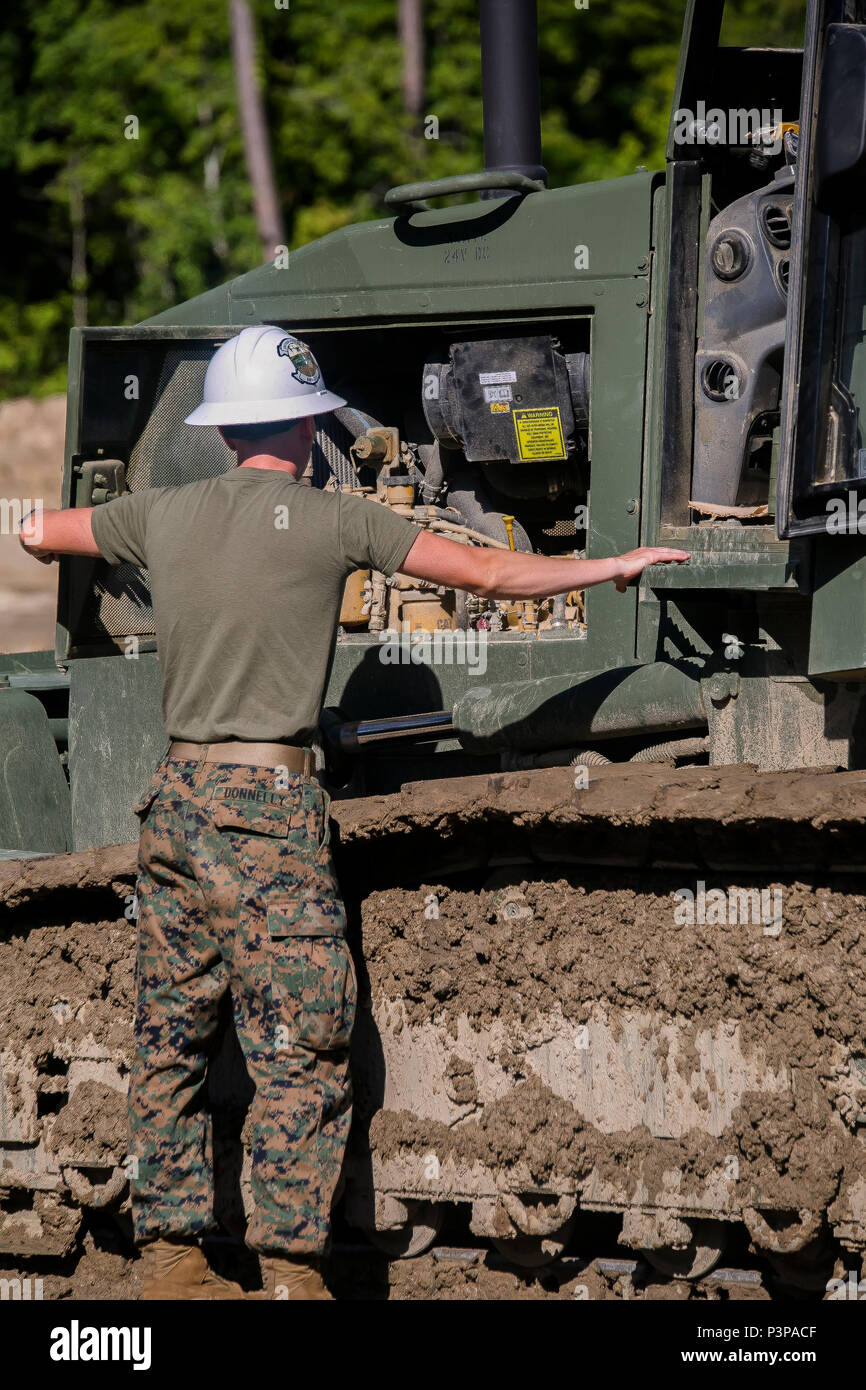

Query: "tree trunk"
left=198, top=102, right=229, bottom=263
left=68, top=159, right=88, bottom=328
left=398, top=0, right=425, bottom=118
left=228, top=0, right=285, bottom=262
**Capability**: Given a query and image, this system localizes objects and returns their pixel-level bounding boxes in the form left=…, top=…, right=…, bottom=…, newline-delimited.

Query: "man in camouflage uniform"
left=26, top=325, right=419, bottom=1300
left=97, top=326, right=421, bottom=1299
left=130, top=758, right=353, bottom=1297
left=20, top=324, right=687, bottom=1298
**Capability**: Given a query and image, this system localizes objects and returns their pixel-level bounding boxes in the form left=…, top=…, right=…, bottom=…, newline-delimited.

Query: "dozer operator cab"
left=655, top=0, right=866, bottom=540
left=777, top=7, right=866, bottom=537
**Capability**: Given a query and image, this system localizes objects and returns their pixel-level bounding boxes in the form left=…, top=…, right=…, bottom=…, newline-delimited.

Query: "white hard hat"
left=184, top=325, right=346, bottom=427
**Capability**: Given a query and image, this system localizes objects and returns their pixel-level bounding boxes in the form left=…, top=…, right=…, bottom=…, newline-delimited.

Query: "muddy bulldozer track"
left=1, top=763, right=865, bottom=1299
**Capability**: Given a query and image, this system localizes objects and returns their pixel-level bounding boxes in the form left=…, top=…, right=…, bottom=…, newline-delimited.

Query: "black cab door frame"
left=778, top=0, right=866, bottom=537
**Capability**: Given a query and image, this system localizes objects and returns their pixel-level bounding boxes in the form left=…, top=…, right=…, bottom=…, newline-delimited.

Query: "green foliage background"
left=0, top=0, right=805, bottom=399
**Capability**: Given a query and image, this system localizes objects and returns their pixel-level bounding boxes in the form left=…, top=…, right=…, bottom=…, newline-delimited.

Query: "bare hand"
left=613, top=546, right=689, bottom=592
left=18, top=527, right=57, bottom=564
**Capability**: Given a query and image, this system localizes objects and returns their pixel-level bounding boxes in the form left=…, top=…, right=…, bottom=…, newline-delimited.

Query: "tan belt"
left=168, top=740, right=311, bottom=776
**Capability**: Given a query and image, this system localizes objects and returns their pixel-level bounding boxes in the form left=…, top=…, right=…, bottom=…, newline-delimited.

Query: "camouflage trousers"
left=130, top=753, right=356, bottom=1255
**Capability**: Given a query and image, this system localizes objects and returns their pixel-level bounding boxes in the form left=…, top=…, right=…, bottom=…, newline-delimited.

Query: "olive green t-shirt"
left=90, top=468, right=420, bottom=743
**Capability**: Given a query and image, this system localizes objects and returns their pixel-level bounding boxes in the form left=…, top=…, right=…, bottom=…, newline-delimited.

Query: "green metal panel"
left=145, top=176, right=656, bottom=328
left=580, top=273, right=647, bottom=669
left=0, top=650, right=60, bottom=675
left=324, top=630, right=600, bottom=724
left=326, top=633, right=526, bottom=719
left=452, top=661, right=706, bottom=755
left=809, top=535, right=866, bottom=678
left=640, top=181, right=671, bottom=550
left=0, top=689, right=69, bottom=855
left=68, top=654, right=166, bottom=850
left=643, top=526, right=807, bottom=592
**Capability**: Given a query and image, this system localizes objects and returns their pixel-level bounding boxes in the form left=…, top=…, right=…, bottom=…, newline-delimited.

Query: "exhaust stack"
left=480, top=0, right=548, bottom=189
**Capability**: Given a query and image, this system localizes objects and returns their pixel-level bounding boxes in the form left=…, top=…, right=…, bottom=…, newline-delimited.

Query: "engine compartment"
left=66, top=316, right=595, bottom=657
left=311, top=327, right=591, bottom=641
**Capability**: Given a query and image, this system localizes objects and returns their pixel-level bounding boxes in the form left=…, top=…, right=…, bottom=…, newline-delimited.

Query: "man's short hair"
left=220, top=419, right=306, bottom=443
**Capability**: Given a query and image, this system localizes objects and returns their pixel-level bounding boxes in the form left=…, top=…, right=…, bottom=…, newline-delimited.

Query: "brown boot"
left=139, top=1238, right=246, bottom=1301
left=257, top=1253, right=333, bottom=1300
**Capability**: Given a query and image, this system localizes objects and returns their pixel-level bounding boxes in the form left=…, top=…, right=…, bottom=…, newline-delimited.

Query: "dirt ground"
left=0, top=394, right=65, bottom=654
left=0, top=1241, right=780, bottom=1302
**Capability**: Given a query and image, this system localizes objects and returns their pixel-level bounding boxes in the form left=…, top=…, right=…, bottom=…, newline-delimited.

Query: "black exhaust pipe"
left=480, top=0, right=547, bottom=190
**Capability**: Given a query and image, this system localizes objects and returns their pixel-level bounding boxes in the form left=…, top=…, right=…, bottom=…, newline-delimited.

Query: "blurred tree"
left=229, top=0, right=285, bottom=261
left=0, top=0, right=809, bottom=400
left=399, top=0, right=426, bottom=120
left=720, top=0, right=806, bottom=47
left=0, top=0, right=259, bottom=395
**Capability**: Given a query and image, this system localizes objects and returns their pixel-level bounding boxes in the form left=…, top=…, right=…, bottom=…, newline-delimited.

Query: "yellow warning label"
left=513, top=407, right=566, bottom=462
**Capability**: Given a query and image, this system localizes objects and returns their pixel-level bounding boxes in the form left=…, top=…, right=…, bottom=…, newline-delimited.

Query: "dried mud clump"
left=371, top=1077, right=596, bottom=1187
left=731, top=1090, right=851, bottom=1216
left=360, top=875, right=866, bottom=1085
left=0, top=920, right=135, bottom=1062
left=48, top=1081, right=128, bottom=1165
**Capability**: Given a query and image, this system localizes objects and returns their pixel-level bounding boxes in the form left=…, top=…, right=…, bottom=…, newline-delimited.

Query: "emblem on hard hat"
left=276, top=336, right=321, bottom=387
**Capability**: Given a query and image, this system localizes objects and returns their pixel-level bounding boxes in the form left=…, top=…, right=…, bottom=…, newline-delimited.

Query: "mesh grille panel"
left=79, top=558, right=156, bottom=644
left=78, top=346, right=355, bottom=646
left=81, top=346, right=234, bottom=644
left=312, top=413, right=357, bottom=488
left=127, top=347, right=233, bottom=490
left=87, top=565, right=155, bottom=640
left=541, top=518, right=579, bottom=537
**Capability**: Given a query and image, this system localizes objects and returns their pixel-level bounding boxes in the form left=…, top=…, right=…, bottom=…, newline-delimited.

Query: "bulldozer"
left=2, top=0, right=866, bottom=1297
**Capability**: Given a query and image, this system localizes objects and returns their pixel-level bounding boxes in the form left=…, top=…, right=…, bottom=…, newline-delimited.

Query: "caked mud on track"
left=1, top=764, right=865, bottom=1295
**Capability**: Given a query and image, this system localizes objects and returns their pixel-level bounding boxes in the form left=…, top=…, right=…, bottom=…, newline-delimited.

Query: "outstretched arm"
left=19, top=508, right=102, bottom=564
left=399, top=530, right=689, bottom=598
